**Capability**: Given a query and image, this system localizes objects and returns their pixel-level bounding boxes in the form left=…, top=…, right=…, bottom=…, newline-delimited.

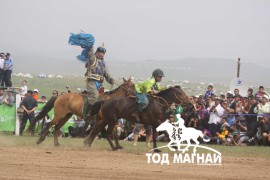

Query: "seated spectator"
left=258, top=115, right=270, bottom=145
left=115, top=118, right=125, bottom=138
left=32, top=89, right=39, bottom=100
left=68, top=117, right=85, bottom=137
left=3, top=90, right=15, bottom=106
left=216, top=126, right=229, bottom=145
left=234, top=118, right=249, bottom=145
left=0, top=88, right=7, bottom=105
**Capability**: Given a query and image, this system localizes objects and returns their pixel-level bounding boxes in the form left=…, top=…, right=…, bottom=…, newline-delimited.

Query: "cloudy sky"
left=0, top=0, right=269, bottom=68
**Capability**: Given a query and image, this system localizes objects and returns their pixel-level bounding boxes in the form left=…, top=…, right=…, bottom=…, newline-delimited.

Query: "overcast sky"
left=0, top=0, right=269, bottom=68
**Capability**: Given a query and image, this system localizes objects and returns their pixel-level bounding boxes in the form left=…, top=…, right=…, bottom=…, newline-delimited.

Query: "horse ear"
left=128, top=76, right=131, bottom=82
left=123, top=77, right=127, bottom=82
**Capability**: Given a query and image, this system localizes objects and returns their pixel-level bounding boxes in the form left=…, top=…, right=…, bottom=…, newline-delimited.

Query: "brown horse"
left=29, top=78, right=135, bottom=146
left=84, top=86, right=191, bottom=152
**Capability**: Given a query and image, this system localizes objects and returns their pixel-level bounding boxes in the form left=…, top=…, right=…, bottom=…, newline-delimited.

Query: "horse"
left=156, top=114, right=210, bottom=153
left=29, top=78, right=135, bottom=146
left=84, top=86, right=192, bottom=152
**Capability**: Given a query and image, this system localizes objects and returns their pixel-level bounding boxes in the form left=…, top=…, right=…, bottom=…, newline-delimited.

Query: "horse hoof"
left=154, top=149, right=161, bottom=153
left=54, top=143, right=60, bottom=147
left=36, top=140, right=42, bottom=144
left=116, top=146, right=123, bottom=150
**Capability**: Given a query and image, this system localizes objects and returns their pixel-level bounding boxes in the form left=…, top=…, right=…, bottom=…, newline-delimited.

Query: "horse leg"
left=53, top=113, right=72, bottom=146
left=152, top=127, right=161, bottom=153
left=37, top=120, right=56, bottom=144
left=182, top=139, right=191, bottom=153
left=192, top=138, right=200, bottom=154
left=84, top=119, right=106, bottom=147
left=113, top=128, right=123, bottom=150
left=105, top=123, right=117, bottom=151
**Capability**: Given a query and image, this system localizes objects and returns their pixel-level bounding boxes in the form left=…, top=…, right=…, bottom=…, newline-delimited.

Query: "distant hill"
left=13, top=56, right=270, bottom=86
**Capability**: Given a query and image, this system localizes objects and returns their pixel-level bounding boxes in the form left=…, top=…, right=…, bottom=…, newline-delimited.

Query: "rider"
left=83, top=44, right=115, bottom=120
left=132, top=69, right=165, bottom=147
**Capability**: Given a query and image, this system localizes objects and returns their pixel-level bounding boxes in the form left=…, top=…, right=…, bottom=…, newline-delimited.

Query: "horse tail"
left=200, top=133, right=210, bottom=142
left=91, top=101, right=104, bottom=116
left=28, top=96, right=58, bottom=132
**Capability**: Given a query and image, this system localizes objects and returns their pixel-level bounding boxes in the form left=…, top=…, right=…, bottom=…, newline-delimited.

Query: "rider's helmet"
left=97, top=43, right=106, bottom=53
left=152, top=69, right=165, bottom=77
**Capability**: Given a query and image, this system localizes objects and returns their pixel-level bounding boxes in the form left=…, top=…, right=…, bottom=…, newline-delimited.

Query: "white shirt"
left=20, top=85, right=28, bottom=95
left=0, top=58, right=4, bottom=69
left=208, top=104, right=225, bottom=125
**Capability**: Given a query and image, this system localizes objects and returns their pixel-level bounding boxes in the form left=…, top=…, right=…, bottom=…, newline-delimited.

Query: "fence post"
left=15, top=94, right=21, bottom=136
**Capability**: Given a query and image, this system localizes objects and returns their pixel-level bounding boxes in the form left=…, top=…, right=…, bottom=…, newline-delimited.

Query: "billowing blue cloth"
left=69, top=33, right=95, bottom=63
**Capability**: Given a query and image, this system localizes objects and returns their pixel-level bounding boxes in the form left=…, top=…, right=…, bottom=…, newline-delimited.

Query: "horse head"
left=156, top=119, right=172, bottom=132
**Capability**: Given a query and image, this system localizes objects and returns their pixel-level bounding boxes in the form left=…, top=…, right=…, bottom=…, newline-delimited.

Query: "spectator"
left=226, top=94, right=236, bottom=126
left=260, top=115, right=270, bottom=145
left=0, top=52, right=4, bottom=85
left=19, top=80, right=28, bottom=97
left=247, top=88, right=253, bottom=99
left=2, top=52, right=13, bottom=87
left=20, top=90, right=38, bottom=135
left=246, top=96, right=258, bottom=142
left=254, top=94, right=270, bottom=120
left=216, top=126, right=229, bottom=145
left=255, top=86, right=268, bottom=102
left=115, top=118, right=125, bottom=138
left=52, top=90, right=59, bottom=97
left=208, top=99, right=225, bottom=137
left=234, top=88, right=242, bottom=98
left=0, top=88, right=7, bottom=105
left=32, top=89, right=39, bottom=100
left=38, top=95, right=47, bottom=103
left=204, top=85, right=215, bottom=100
left=234, top=118, right=249, bottom=145
left=3, top=90, right=15, bottom=106
left=68, top=117, right=85, bottom=137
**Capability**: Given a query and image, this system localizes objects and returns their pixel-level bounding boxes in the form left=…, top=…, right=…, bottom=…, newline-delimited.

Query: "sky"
left=0, top=0, right=270, bottom=69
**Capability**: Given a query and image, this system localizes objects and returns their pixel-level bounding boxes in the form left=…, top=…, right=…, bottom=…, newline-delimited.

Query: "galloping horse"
left=84, top=86, right=192, bottom=152
left=29, top=78, right=135, bottom=146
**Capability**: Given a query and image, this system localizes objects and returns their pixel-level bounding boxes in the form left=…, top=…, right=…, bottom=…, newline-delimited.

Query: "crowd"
left=2, top=78, right=270, bottom=146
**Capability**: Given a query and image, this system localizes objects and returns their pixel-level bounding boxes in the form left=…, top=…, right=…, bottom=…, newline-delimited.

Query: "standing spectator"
left=20, top=90, right=38, bottom=135
left=255, top=86, right=268, bottom=102
left=0, top=52, right=4, bottom=85
left=204, top=85, right=215, bottom=100
left=226, top=94, right=237, bottom=126
left=32, top=89, right=39, bottom=100
left=234, top=88, right=242, bottom=98
left=260, top=115, right=270, bottom=145
left=2, top=52, right=13, bottom=87
left=247, top=88, right=253, bottom=99
left=14, top=80, right=28, bottom=98
left=52, top=90, right=59, bottom=97
left=208, top=99, right=225, bottom=137
left=3, top=90, right=15, bottom=106
left=246, top=96, right=258, bottom=143
left=254, top=95, right=270, bottom=120
left=38, top=95, right=47, bottom=103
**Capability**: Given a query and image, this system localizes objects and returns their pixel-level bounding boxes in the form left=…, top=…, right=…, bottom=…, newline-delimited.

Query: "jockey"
left=83, top=45, right=115, bottom=120
left=132, top=69, right=165, bottom=122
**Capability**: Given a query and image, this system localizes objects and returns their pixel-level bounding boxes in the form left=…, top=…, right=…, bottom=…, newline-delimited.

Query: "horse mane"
left=156, top=87, right=174, bottom=97
left=104, top=84, right=122, bottom=95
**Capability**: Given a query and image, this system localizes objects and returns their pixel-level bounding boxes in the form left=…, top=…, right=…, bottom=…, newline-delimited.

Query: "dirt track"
left=0, top=144, right=269, bottom=180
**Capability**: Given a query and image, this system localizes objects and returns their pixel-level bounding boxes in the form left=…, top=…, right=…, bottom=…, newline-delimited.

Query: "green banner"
left=0, top=105, right=16, bottom=131
left=0, top=103, right=76, bottom=134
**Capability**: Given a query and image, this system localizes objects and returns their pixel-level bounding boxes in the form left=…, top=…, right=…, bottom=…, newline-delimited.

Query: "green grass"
left=1, top=134, right=269, bottom=158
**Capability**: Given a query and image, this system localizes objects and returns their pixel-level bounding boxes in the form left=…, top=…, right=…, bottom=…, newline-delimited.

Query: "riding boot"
left=83, top=103, right=92, bottom=120
left=132, top=111, right=141, bottom=123
left=146, top=135, right=151, bottom=148
left=133, top=134, right=139, bottom=146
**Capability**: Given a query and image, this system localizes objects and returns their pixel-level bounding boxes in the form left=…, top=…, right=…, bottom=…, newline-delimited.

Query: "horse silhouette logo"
left=156, top=114, right=210, bottom=154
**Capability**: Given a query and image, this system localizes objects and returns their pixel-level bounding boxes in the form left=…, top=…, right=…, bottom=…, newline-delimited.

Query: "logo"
left=146, top=114, right=222, bottom=165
